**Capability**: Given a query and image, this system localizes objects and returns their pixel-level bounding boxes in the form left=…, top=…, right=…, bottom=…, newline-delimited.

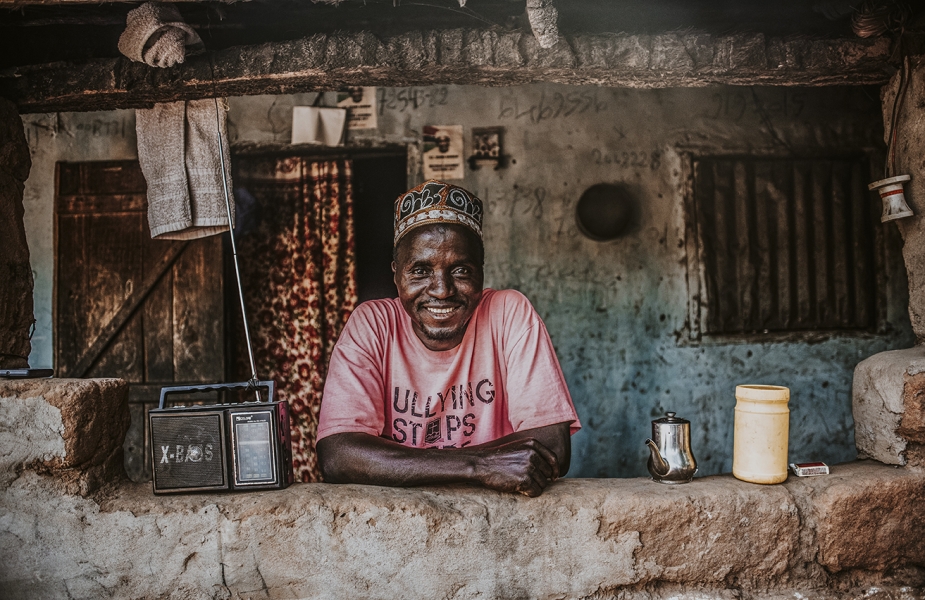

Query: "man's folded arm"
left=316, top=421, right=571, bottom=497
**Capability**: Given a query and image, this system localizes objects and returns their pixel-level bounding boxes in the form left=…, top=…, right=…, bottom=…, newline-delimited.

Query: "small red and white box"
left=789, top=462, right=829, bottom=477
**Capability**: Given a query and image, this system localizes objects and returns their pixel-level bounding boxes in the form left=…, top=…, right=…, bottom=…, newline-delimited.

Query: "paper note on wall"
left=423, top=125, right=464, bottom=180
left=291, top=107, right=346, bottom=146
left=337, top=87, right=378, bottom=130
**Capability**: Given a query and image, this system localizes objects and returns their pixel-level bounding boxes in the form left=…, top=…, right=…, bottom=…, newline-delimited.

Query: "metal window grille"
left=691, top=156, right=876, bottom=335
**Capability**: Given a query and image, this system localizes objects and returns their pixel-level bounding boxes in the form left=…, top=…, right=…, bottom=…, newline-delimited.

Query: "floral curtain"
left=234, top=157, right=357, bottom=482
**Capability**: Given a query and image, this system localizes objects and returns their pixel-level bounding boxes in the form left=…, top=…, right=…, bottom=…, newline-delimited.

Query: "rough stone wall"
left=882, top=56, right=925, bottom=343
left=810, top=467, right=925, bottom=573
left=0, top=97, right=33, bottom=369
left=853, top=346, right=925, bottom=466
left=899, top=371, right=925, bottom=449
left=1, top=380, right=924, bottom=600
left=0, top=378, right=129, bottom=495
left=853, top=347, right=923, bottom=465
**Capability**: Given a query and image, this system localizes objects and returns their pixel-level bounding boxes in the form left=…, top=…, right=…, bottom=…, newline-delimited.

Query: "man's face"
left=392, top=224, right=484, bottom=351
left=436, top=135, right=451, bottom=153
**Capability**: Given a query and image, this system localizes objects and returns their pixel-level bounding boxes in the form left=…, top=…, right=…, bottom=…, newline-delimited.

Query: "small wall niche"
left=575, top=183, right=636, bottom=242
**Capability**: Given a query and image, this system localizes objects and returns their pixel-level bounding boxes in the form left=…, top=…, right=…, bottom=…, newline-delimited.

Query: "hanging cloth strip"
left=135, top=99, right=235, bottom=240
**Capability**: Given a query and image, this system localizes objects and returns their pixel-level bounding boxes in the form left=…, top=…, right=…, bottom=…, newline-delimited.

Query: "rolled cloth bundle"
left=117, top=1, right=203, bottom=68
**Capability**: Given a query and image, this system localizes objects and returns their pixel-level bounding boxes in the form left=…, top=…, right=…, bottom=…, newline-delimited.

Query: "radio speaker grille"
left=151, top=413, right=227, bottom=491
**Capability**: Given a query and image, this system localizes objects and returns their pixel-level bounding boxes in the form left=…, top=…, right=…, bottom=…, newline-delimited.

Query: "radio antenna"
left=213, top=97, right=261, bottom=402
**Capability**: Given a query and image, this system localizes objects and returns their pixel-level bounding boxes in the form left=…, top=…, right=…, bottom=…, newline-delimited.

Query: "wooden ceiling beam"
left=0, top=29, right=895, bottom=113
left=0, top=0, right=244, bottom=5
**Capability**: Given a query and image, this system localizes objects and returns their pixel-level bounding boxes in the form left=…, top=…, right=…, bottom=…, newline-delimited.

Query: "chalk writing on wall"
left=706, top=90, right=807, bottom=122
left=553, top=197, right=580, bottom=241
left=22, top=115, right=133, bottom=147
left=378, top=87, right=450, bottom=114
left=486, top=185, right=549, bottom=220
left=22, top=119, right=54, bottom=148
left=74, top=118, right=130, bottom=138
left=490, top=259, right=621, bottom=290
left=485, top=185, right=584, bottom=243
left=498, top=91, right=608, bottom=125
left=591, top=149, right=661, bottom=170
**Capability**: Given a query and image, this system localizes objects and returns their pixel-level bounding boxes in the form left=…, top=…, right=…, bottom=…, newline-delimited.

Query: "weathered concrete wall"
left=21, top=85, right=914, bottom=478
left=0, top=97, right=33, bottom=368
left=19, top=110, right=138, bottom=369
left=1, top=379, right=924, bottom=600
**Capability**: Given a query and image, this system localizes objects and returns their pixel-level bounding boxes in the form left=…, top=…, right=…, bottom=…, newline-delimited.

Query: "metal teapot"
left=645, top=411, right=697, bottom=484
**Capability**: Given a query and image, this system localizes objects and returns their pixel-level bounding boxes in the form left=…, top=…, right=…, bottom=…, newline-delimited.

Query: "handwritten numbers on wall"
left=591, top=149, right=661, bottom=171
left=706, top=90, right=807, bottom=122
left=377, top=87, right=450, bottom=115
left=498, top=91, right=608, bottom=125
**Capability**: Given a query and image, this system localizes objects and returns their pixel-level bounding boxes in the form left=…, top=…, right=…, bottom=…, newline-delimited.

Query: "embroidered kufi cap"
left=393, top=180, right=483, bottom=245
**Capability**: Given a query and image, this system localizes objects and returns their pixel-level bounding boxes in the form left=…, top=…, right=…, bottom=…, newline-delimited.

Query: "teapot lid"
left=653, top=411, right=689, bottom=424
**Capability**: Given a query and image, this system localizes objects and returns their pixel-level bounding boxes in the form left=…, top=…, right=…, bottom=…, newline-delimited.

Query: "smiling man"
left=316, top=180, right=580, bottom=497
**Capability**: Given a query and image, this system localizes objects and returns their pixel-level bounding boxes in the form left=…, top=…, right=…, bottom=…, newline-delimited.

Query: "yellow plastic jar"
left=733, top=385, right=790, bottom=484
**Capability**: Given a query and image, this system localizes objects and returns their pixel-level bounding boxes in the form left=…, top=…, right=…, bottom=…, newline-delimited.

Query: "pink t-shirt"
left=317, top=289, right=580, bottom=448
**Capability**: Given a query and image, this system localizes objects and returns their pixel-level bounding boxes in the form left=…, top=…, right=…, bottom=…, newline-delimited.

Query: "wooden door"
left=55, top=160, right=225, bottom=481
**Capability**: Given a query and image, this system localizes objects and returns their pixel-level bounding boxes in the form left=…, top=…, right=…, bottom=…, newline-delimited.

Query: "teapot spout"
left=646, top=438, right=670, bottom=478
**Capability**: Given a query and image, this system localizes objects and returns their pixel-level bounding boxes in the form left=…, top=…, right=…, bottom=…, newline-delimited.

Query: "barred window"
left=688, top=156, right=877, bottom=336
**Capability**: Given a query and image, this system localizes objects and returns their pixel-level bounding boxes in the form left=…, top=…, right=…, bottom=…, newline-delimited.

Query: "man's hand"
left=474, top=437, right=560, bottom=497
left=317, top=422, right=571, bottom=497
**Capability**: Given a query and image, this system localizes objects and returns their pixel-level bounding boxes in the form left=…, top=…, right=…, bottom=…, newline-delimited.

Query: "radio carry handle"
left=158, top=380, right=276, bottom=410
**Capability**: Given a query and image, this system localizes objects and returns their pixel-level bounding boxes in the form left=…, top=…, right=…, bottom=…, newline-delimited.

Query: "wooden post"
left=0, top=96, right=33, bottom=368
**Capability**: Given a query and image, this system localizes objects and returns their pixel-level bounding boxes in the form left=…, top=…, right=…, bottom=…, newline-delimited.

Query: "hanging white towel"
left=136, top=99, right=234, bottom=240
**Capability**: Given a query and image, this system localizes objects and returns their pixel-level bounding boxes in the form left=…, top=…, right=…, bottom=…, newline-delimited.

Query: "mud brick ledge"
left=1, top=379, right=923, bottom=599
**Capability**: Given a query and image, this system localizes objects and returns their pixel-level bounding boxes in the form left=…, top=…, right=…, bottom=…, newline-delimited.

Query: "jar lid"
left=735, top=384, right=790, bottom=401
left=868, top=174, right=910, bottom=190
left=653, top=411, right=688, bottom=424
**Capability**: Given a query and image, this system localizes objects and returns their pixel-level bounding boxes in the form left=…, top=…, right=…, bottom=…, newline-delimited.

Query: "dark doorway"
left=352, top=153, right=406, bottom=302
left=223, top=147, right=406, bottom=385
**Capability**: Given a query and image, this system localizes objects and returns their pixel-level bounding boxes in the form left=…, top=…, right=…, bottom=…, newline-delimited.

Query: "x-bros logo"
left=160, top=443, right=215, bottom=464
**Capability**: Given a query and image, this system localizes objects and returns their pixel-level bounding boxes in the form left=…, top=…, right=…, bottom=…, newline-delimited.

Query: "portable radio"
left=149, top=381, right=294, bottom=494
